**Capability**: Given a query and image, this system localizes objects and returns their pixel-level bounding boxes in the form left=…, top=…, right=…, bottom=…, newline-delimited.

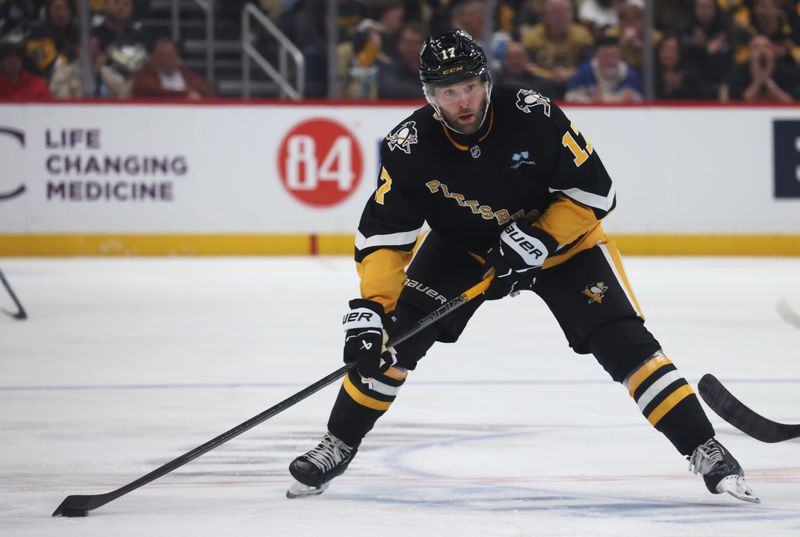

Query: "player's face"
left=432, top=77, right=488, bottom=135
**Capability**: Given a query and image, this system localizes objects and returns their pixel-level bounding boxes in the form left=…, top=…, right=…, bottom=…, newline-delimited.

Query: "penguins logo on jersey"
left=582, top=282, right=608, bottom=304
left=515, top=89, right=551, bottom=117
left=386, top=121, right=419, bottom=154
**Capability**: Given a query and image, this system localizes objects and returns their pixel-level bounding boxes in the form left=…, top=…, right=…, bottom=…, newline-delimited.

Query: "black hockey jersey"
left=355, top=85, right=617, bottom=311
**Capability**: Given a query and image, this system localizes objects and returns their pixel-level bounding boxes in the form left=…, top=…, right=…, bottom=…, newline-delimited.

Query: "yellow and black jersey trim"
left=441, top=106, right=495, bottom=151
left=342, top=367, right=408, bottom=411
left=625, top=354, right=694, bottom=426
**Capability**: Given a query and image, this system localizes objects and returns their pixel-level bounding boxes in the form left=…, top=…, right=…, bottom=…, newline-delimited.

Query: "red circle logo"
left=277, top=118, right=363, bottom=207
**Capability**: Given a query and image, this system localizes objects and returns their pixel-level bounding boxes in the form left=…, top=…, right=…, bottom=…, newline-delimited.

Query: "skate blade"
left=716, top=475, right=761, bottom=504
left=286, top=479, right=330, bottom=499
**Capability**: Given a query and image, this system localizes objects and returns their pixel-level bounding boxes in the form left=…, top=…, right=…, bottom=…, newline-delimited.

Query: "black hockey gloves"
left=484, top=220, right=558, bottom=300
left=342, top=299, right=398, bottom=378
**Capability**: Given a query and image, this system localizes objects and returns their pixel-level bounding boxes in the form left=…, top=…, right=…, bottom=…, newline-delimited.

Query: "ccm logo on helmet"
left=503, top=226, right=544, bottom=259
left=442, top=65, right=464, bottom=75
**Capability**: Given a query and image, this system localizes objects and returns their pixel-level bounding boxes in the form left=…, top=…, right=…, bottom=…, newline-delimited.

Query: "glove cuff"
left=500, top=222, right=558, bottom=267
left=344, top=298, right=386, bottom=331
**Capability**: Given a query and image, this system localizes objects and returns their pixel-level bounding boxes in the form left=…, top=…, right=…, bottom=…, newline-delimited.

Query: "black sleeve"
left=355, top=141, right=425, bottom=262
left=543, top=102, right=616, bottom=219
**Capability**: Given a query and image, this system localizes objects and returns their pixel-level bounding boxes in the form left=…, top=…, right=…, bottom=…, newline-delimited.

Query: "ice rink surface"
left=1, top=256, right=799, bottom=537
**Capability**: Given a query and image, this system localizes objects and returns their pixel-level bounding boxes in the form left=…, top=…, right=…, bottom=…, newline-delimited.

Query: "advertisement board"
left=1, top=102, right=799, bottom=255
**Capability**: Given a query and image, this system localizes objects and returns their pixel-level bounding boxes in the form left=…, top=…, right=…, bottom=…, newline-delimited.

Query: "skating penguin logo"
left=515, top=89, right=551, bottom=117
left=386, top=121, right=419, bottom=154
left=582, top=282, right=608, bottom=304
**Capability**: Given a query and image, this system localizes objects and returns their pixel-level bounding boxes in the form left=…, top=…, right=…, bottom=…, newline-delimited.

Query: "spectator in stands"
left=726, top=33, right=797, bottom=101
left=514, top=0, right=546, bottom=34
left=521, top=0, right=594, bottom=98
left=24, top=0, right=77, bottom=79
left=654, top=0, right=693, bottom=33
left=281, top=0, right=368, bottom=98
left=680, top=0, right=733, bottom=99
left=746, top=0, right=800, bottom=64
left=564, top=35, right=641, bottom=102
left=609, top=1, right=661, bottom=70
left=92, top=0, right=151, bottom=82
left=49, top=34, right=129, bottom=98
left=340, top=0, right=405, bottom=99
left=453, top=0, right=512, bottom=70
left=0, top=41, right=49, bottom=99
left=494, top=39, right=556, bottom=95
left=655, top=34, right=706, bottom=100
left=578, top=0, right=621, bottom=36
left=132, top=37, right=214, bottom=99
left=0, top=0, right=41, bottom=43
left=376, top=23, right=423, bottom=99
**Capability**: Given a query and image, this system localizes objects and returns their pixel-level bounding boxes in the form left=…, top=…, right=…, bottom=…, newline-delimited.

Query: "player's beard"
left=441, top=94, right=488, bottom=135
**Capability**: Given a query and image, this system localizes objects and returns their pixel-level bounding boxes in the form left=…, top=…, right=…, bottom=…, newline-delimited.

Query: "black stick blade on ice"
left=52, top=494, right=112, bottom=517
left=0, top=269, right=27, bottom=320
left=698, top=373, right=800, bottom=443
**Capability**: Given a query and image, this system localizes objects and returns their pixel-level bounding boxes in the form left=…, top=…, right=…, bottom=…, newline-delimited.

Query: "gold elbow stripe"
left=625, top=355, right=672, bottom=396
left=646, top=384, right=694, bottom=426
left=343, top=375, right=393, bottom=411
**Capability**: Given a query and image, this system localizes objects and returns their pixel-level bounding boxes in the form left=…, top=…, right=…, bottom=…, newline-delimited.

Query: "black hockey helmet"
left=419, top=29, right=490, bottom=87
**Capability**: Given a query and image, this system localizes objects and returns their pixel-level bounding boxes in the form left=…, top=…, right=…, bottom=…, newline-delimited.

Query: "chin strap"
left=426, top=80, right=494, bottom=136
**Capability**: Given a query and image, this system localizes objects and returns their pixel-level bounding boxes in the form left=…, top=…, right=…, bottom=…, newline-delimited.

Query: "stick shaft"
left=53, top=273, right=492, bottom=515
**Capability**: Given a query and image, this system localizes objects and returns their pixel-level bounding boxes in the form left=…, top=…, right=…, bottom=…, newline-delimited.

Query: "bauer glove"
left=483, top=220, right=557, bottom=300
left=342, top=299, right=397, bottom=379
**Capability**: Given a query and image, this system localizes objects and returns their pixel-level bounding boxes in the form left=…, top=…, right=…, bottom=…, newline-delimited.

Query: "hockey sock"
left=327, top=366, right=408, bottom=446
left=624, top=353, right=715, bottom=455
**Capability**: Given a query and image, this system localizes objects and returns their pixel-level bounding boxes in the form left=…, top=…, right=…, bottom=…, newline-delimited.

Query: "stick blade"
left=2, top=307, right=27, bottom=320
left=52, top=494, right=105, bottom=517
left=699, top=374, right=798, bottom=443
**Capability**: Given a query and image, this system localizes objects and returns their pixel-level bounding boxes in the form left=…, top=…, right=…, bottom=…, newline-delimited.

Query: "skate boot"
left=286, top=432, right=358, bottom=498
left=688, top=438, right=760, bottom=503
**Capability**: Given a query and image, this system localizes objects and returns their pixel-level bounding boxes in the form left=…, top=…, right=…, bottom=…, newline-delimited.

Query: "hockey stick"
left=0, top=269, right=28, bottom=320
left=52, top=273, right=494, bottom=517
left=777, top=299, right=800, bottom=330
left=698, top=373, right=800, bottom=443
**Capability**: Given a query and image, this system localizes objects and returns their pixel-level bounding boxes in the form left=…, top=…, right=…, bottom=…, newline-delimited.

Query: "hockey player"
left=287, top=29, right=759, bottom=503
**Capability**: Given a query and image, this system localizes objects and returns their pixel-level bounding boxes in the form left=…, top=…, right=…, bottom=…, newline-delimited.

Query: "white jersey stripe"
left=367, top=378, right=403, bottom=397
left=636, top=370, right=683, bottom=412
left=598, top=242, right=642, bottom=318
left=355, top=228, right=422, bottom=251
left=549, top=183, right=616, bottom=212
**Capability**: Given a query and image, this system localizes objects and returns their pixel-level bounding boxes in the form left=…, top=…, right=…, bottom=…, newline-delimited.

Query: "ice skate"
left=286, top=479, right=330, bottom=499
left=688, top=438, right=760, bottom=503
left=286, top=432, right=357, bottom=498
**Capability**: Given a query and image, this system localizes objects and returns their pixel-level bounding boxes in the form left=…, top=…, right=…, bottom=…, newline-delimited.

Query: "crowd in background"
left=2, top=0, right=799, bottom=102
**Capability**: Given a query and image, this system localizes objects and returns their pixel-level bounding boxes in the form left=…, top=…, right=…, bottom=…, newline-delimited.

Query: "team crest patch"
left=515, top=89, right=551, bottom=117
left=582, top=282, right=608, bottom=304
left=386, top=121, right=419, bottom=154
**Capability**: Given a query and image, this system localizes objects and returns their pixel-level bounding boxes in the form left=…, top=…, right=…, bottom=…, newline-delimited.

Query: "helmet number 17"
left=439, top=47, right=456, bottom=60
